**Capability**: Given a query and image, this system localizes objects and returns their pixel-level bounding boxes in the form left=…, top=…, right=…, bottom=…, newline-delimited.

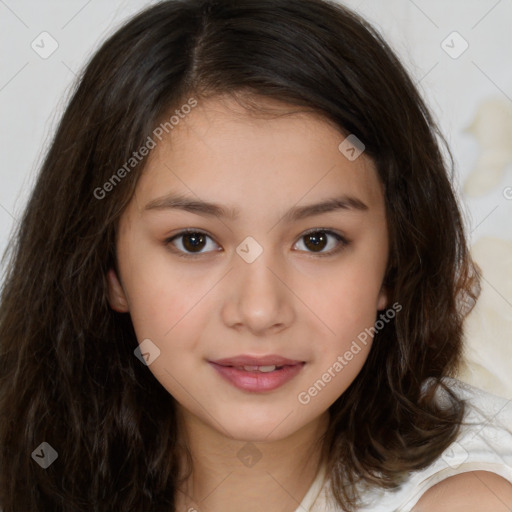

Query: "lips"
left=208, top=354, right=306, bottom=392
left=211, top=355, right=304, bottom=367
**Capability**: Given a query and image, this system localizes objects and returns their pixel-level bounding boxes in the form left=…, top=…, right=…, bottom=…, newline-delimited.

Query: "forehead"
left=135, top=95, right=384, bottom=215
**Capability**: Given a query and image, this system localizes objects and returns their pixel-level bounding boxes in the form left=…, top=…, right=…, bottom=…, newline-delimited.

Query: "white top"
left=295, top=377, right=512, bottom=511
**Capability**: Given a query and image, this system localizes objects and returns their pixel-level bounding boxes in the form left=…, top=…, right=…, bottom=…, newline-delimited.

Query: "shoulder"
left=412, top=470, right=512, bottom=511
left=310, top=379, right=512, bottom=512
left=371, top=378, right=512, bottom=511
left=409, top=379, right=512, bottom=511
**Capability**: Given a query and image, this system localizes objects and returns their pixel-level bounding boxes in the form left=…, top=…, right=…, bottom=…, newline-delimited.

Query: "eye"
left=293, top=229, right=348, bottom=257
left=165, top=228, right=349, bottom=258
left=165, top=229, right=220, bottom=257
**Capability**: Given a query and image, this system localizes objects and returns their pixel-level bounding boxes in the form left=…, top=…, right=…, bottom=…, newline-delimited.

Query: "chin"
left=216, top=407, right=304, bottom=443
left=229, top=426, right=294, bottom=444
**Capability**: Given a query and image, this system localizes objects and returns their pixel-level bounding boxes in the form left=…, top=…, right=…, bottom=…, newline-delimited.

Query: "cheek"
left=311, top=267, right=382, bottom=328
left=117, top=237, right=203, bottom=339
left=301, top=263, right=385, bottom=371
left=127, top=279, right=202, bottom=342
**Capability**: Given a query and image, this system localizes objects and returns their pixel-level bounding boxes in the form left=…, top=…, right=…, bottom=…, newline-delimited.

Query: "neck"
left=174, top=409, right=329, bottom=512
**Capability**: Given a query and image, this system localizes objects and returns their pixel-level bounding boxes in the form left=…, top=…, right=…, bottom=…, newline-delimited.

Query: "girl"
left=0, top=0, right=511, bottom=511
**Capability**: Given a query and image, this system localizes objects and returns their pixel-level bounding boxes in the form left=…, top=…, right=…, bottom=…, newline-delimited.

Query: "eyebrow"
left=144, top=192, right=368, bottom=222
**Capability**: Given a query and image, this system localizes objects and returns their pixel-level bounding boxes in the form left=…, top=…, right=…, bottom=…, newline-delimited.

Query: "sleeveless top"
left=295, top=377, right=512, bottom=511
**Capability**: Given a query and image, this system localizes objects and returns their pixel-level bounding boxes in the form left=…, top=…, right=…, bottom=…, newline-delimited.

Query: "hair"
left=0, top=0, right=481, bottom=510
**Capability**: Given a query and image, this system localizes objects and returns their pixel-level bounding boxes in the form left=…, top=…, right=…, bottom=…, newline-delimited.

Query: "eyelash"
left=164, top=228, right=349, bottom=259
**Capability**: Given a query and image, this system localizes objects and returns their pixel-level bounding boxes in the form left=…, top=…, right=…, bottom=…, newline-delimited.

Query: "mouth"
left=210, top=354, right=304, bottom=368
left=208, top=357, right=306, bottom=392
left=225, top=364, right=285, bottom=372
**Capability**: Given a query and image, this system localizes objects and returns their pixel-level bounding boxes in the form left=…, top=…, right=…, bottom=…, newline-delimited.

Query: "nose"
left=220, top=247, right=295, bottom=337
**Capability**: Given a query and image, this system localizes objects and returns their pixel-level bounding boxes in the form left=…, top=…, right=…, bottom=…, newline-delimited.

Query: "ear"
left=377, top=285, right=388, bottom=311
left=106, top=268, right=130, bottom=312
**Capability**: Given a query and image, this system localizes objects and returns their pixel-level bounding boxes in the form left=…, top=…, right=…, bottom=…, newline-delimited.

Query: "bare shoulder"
left=412, top=471, right=512, bottom=512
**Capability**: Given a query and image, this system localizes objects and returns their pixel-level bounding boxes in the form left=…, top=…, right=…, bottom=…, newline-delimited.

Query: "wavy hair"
left=0, top=0, right=480, bottom=510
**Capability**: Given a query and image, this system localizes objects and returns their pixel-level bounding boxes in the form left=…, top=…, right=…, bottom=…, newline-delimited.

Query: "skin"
left=107, top=93, right=391, bottom=511
left=413, top=471, right=512, bottom=511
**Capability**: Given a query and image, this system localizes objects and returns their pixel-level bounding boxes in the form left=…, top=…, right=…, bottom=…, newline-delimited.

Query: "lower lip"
left=208, top=362, right=305, bottom=392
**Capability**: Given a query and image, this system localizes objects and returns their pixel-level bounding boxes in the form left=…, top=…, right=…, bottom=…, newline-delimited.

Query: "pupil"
left=305, top=232, right=326, bottom=252
left=183, top=233, right=206, bottom=252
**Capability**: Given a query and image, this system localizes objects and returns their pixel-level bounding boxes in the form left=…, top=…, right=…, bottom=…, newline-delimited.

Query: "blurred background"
left=0, top=0, right=511, bottom=398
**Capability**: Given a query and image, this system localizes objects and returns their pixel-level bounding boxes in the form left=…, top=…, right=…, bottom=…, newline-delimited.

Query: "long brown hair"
left=0, top=0, right=480, bottom=510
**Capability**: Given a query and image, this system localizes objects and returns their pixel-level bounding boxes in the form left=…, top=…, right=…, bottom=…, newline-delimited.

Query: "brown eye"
left=294, top=230, right=348, bottom=256
left=303, top=232, right=328, bottom=252
left=181, top=232, right=207, bottom=252
left=166, top=230, right=219, bottom=256
left=165, top=228, right=348, bottom=259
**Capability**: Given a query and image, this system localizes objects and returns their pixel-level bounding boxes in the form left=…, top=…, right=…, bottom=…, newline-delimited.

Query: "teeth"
left=241, top=365, right=277, bottom=372
left=258, top=365, right=277, bottom=372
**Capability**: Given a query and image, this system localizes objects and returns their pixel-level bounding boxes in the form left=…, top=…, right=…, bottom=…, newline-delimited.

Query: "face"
left=107, top=95, right=389, bottom=443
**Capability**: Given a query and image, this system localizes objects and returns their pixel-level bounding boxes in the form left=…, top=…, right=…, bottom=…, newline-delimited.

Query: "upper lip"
left=210, top=355, right=305, bottom=367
